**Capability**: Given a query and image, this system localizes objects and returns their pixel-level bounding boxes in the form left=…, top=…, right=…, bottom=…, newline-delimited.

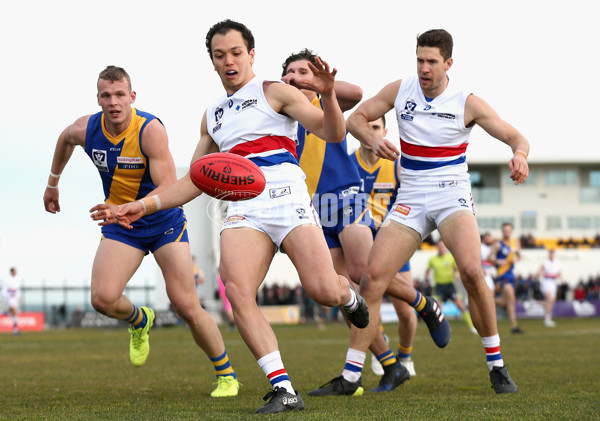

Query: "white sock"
left=481, top=334, right=504, bottom=371
left=343, top=287, right=358, bottom=312
left=257, top=350, right=294, bottom=393
left=342, top=348, right=366, bottom=383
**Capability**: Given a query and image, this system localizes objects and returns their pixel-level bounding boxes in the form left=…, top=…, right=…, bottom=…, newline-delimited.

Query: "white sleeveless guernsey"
left=542, top=259, right=561, bottom=281
left=394, top=75, right=472, bottom=187
left=206, top=76, right=301, bottom=182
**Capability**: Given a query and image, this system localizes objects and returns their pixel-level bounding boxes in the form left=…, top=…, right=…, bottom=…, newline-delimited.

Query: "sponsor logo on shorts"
left=269, top=186, right=291, bottom=198
left=296, top=208, right=309, bottom=219
left=92, top=149, right=109, bottom=172
left=394, top=204, right=411, bottom=216
left=458, top=198, right=469, bottom=208
left=439, top=180, right=457, bottom=188
left=343, top=206, right=354, bottom=216
left=117, top=156, right=145, bottom=170
left=340, top=186, right=360, bottom=198
left=224, top=215, right=246, bottom=225
left=164, top=228, right=174, bottom=235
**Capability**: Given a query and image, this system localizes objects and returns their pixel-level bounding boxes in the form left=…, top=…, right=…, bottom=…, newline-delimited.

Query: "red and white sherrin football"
left=189, top=152, right=266, bottom=201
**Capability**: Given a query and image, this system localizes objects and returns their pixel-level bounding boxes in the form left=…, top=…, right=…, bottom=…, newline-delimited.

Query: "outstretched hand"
left=371, top=137, right=400, bottom=161
left=508, top=153, right=529, bottom=185
left=89, top=203, right=121, bottom=226
left=114, top=201, right=145, bottom=229
left=282, top=56, right=337, bottom=96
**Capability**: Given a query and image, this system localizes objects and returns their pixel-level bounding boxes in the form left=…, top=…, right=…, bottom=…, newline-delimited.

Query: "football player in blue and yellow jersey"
left=489, top=222, right=523, bottom=334
left=43, top=66, right=239, bottom=397
left=282, top=50, right=410, bottom=395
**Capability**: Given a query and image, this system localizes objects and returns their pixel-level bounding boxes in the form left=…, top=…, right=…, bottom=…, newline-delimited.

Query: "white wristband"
left=139, top=196, right=162, bottom=215
left=47, top=184, right=58, bottom=189
left=49, top=172, right=61, bottom=178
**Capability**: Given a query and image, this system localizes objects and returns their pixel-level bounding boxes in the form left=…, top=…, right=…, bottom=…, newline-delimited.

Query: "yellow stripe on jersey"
left=297, top=96, right=326, bottom=198
left=101, top=109, right=149, bottom=205
left=354, top=149, right=398, bottom=229
left=497, top=238, right=517, bottom=278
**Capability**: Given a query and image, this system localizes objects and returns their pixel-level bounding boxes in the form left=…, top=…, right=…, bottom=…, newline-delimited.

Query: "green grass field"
left=1, top=317, right=599, bottom=420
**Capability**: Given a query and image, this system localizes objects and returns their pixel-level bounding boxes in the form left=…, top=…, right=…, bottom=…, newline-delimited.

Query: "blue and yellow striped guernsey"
left=349, top=149, right=400, bottom=229
left=296, top=97, right=362, bottom=212
left=496, top=238, right=518, bottom=282
left=84, top=107, right=181, bottom=228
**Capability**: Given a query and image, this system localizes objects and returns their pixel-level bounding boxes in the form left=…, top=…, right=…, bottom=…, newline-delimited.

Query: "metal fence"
left=18, top=281, right=155, bottom=326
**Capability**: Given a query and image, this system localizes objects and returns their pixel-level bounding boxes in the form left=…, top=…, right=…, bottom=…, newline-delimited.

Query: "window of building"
left=545, top=169, right=577, bottom=186
left=471, top=166, right=501, bottom=203
left=580, top=168, right=600, bottom=203
left=566, top=216, right=600, bottom=229
left=477, top=217, right=515, bottom=231
left=581, top=188, right=600, bottom=203
left=520, top=211, right=537, bottom=230
left=546, top=216, right=562, bottom=230
left=589, top=171, right=600, bottom=187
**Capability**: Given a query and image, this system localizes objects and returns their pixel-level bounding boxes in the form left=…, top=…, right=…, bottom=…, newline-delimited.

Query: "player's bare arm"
left=465, top=94, right=530, bottom=185
left=269, top=66, right=346, bottom=143
left=190, top=111, right=220, bottom=162
left=114, top=112, right=215, bottom=229
left=43, top=116, right=89, bottom=214
left=347, top=80, right=401, bottom=161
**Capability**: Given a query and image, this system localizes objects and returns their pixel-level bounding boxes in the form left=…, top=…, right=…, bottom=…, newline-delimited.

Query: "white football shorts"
left=541, top=279, right=558, bottom=298
left=221, top=163, right=321, bottom=247
left=383, top=180, right=475, bottom=241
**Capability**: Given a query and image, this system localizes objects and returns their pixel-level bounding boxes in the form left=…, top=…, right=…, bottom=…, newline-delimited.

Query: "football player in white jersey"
left=480, top=232, right=497, bottom=292
left=537, top=249, right=561, bottom=327
left=115, top=19, right=368, bottom=414
left=345, top=29, right=530, bottom=394
left=1, top=267, right=21, bottom=335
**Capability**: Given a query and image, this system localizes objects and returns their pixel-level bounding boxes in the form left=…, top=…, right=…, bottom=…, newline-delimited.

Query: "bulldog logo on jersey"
left=215, top=107, right=224, bottom=122
left=400, top=99, right=417, bottom=121
left=92, top=149, right=109, bottom=172
left=213, top=107, right=224, bottom=134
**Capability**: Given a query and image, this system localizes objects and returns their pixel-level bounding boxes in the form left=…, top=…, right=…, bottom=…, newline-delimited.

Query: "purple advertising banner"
left=516, top=300, right=600, bottom=319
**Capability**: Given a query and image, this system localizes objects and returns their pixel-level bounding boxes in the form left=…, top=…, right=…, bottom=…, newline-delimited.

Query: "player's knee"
left=90, top=294, right=114, bottom=315
left=169, top=298, right=196, bottom=322
left=305, top=280, right=342, bottom=307
left=459, top=264, right=482, bottom=289
left=222, top=280, right=253, bottom=307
